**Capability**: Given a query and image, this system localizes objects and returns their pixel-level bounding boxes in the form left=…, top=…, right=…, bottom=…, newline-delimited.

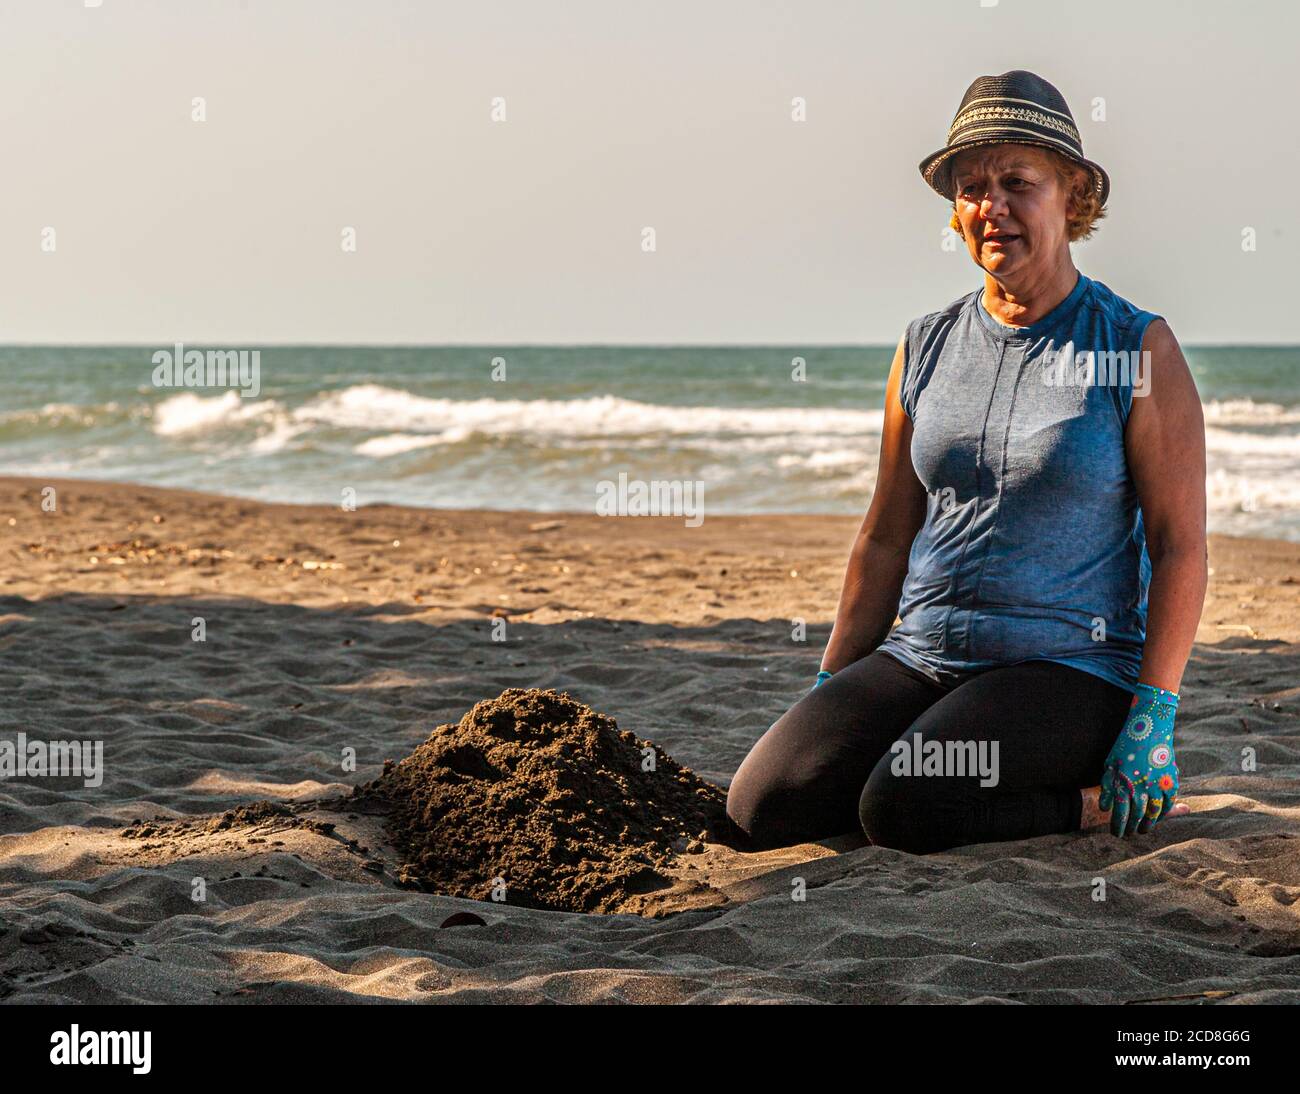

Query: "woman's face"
left=950, top=145, right=1079, bottom=278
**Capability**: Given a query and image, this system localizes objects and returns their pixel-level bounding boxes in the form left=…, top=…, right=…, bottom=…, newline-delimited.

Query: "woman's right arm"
left=819, top=332, right=927, bottom=674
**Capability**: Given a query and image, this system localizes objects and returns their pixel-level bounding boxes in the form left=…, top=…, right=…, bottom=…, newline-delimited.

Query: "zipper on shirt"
left=970, top=340, right=1031, bottom=612
left=940, top=338, right=1008, bottom=653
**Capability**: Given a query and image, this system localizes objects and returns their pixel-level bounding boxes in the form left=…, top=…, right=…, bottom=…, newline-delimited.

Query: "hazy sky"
left=1, top=0, right=1296, bottom=344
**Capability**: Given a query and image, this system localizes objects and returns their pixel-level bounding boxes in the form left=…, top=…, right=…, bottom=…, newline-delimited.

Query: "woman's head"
left=946, top=143, right=1106, bottom=278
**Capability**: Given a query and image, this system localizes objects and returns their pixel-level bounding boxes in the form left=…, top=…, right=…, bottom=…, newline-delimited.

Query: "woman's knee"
left=727, top=725, right=857, bottom=848
left=724, top=735, right=814, bottom=847
left=725, top=771, right=795, bottom=848
left=858, top=765, right=943, bottom=854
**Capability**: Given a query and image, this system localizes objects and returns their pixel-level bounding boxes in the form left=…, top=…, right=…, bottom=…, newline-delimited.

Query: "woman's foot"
left=1079, top=785, right=1190, bottom=830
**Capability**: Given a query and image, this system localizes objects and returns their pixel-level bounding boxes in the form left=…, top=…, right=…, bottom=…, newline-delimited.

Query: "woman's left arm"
left=1124, top=318, right=1208, bottom=693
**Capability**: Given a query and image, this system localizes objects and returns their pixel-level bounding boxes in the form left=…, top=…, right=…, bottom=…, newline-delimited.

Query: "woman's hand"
left=1099, top=684, right=1180, bottom=837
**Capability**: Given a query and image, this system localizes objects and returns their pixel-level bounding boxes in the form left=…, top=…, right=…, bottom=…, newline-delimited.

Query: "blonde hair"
left=948, top=149, right=1106, bottom=243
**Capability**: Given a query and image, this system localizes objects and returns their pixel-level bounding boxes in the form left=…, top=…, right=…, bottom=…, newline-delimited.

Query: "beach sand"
left=1, top=475, right=1298, bottom=1003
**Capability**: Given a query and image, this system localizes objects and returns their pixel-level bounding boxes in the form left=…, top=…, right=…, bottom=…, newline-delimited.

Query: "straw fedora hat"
left=918, top=69, right=1109, bottom=206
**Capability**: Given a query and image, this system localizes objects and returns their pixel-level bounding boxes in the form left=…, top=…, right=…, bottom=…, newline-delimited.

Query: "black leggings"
left=726, top=649, right=1134, bottom=854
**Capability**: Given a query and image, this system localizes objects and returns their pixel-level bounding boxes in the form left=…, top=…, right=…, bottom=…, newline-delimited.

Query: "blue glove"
left=1099, top=683, right=1180, bottom=837
left=814, top=670, right=833, bottom=689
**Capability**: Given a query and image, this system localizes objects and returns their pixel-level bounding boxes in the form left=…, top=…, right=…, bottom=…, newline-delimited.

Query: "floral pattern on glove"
left=1099, top=683, right=1180, bottom=837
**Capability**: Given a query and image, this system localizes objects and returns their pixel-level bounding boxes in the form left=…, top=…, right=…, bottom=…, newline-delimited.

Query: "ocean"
left=2, top=344, right=1298, bottom=541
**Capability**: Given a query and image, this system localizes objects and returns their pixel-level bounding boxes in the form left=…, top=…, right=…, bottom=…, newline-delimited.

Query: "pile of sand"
left=356, top=688, right=729, bottom=914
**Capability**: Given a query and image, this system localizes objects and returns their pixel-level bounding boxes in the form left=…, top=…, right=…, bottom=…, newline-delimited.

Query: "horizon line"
left=3, top=341, right=1298, bottom=350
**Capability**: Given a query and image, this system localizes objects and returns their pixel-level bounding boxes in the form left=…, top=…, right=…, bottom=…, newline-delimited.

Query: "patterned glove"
left=1099, top=683, right=1180, bottom=837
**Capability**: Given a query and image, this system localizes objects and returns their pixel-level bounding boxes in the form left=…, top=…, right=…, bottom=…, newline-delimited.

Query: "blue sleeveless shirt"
left=876, top=272, right=1163, bottom=692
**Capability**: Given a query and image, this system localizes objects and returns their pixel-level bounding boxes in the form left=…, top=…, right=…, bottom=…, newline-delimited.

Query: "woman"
left=727, top=70, right=1207, bottom=854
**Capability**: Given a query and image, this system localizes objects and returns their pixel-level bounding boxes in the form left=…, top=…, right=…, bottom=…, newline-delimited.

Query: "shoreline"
left=2, top=474, right=1297, bottom=639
